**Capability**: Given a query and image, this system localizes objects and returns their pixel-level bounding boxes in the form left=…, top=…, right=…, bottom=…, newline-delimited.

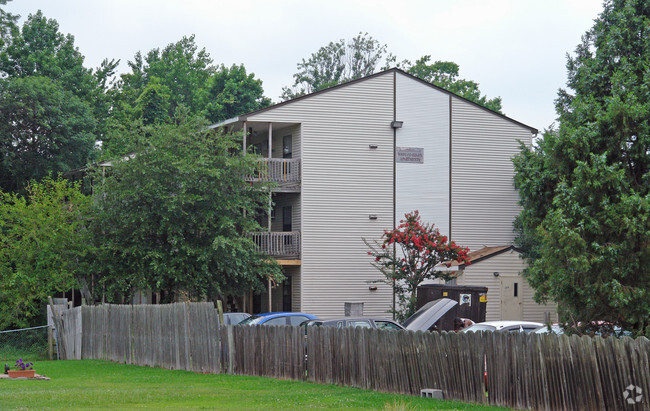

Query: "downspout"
left=268, top=122, right=273, bottom=313
left=392, top=71, right=397, bottom=319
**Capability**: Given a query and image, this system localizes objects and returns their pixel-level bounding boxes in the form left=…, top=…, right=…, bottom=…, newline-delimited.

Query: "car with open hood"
left=300, top=298, right=458, bottom=332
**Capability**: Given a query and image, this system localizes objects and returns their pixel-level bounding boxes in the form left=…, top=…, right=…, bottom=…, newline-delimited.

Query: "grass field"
left=0, top=360, right=507, bottom=410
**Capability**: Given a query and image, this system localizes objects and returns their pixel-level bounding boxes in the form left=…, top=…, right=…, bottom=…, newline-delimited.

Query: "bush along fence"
left=53, top=303, right=649, bottom=410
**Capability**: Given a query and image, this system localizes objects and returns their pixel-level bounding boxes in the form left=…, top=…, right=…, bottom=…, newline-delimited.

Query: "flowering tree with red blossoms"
left=365, top=211, right=471, bottom=321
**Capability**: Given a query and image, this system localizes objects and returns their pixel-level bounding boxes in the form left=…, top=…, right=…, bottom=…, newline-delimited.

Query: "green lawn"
left=0, top=360, right=507, bottom=410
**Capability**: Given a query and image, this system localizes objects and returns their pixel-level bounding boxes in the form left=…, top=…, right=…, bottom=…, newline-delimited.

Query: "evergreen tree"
left=513, top=0, right=650, bottom=336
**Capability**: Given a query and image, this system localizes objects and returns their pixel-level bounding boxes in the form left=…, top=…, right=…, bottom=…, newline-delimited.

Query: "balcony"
left=251, top=231, right=301, bottom=258
left=245, top=158, right=300, bottom=192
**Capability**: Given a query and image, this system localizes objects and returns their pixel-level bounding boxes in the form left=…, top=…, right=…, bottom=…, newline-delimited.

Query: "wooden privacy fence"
left=56, top=304, right=650, bottom=410
left=79, top=303, right=221, bottom=373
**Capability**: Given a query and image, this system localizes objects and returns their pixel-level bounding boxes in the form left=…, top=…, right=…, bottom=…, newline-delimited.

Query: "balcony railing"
left=251, top=231, right=301, bottom=258
left=246, top=158, right=300, bottom=184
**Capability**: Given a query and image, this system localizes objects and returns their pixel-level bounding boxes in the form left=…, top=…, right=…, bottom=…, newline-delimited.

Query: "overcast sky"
left=7, top=0, right=605, bottom=132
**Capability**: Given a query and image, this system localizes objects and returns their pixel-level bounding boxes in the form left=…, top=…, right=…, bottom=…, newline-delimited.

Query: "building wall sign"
left=396, top=147, right=424, bottom=164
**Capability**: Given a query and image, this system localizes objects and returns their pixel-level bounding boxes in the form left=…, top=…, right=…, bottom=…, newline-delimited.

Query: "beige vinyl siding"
left=457, top=250, right=556, bottom=322
left=395, top=73, right=450, bottom=234
left=248, top=73, right=395, bottom=318
left=522, top=277, right=557, bottom=323
left=450, top=98, right=533, bottom=251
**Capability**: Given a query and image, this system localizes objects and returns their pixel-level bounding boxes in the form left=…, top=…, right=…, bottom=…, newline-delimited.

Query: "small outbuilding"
left=444, top=245, right=557, bottom=323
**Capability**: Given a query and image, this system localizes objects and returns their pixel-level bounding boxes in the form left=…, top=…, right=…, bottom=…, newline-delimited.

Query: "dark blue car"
left=238, top=312, right=317, bottom=326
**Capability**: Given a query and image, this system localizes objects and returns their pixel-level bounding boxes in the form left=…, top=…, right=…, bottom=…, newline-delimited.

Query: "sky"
left=6, top=0, right=605, bottom=132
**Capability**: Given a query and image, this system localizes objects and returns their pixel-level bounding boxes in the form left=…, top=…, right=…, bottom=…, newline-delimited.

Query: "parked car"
left=462, top=320, right=543, bottom=333
left=221, top=312, right=251, bottom=325
left=301, top=317, right=405, bottom=330
left=300, top=298, right=459, bottom=332
left=238, top=312, right=318, bottom=326
left=533, top=323, right=632, bottom=338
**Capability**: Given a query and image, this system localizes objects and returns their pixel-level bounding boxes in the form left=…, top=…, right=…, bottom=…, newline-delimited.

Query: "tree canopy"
left=513, top=0, right=649, bottom=336
left=104, top=36, right=270, bottom=155
left=401, top=56, right=503, bottom=113
left=0, top=11, right=101, bottom=193
left=281, top=32, right=394, bottom=100
left=0, top=177, right=92, bottom=329
left=281, top=33, right=502, bottom=112
left=91, top=113, right=283, bottom=303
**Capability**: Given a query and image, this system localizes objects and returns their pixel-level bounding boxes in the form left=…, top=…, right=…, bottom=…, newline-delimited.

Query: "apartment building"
left=211, top=68, right=555, bottom=321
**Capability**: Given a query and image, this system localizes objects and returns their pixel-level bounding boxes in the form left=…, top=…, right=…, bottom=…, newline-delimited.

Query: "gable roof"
left=209, top=68, right=538, bottom=134
left=441, top=245, right=523, bottom=269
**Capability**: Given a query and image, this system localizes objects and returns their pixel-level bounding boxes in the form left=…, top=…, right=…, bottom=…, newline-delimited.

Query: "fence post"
left=48, top=296, right=66, bottom=360
left=227, top=326, right=234, bottom=375
left=216, top=300, right=224, bottom=326
left=47, top=326, right=53, bottom=360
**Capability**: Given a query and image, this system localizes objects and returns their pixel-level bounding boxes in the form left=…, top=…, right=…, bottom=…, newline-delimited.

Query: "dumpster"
left=416, top=284, right=488, bottom=331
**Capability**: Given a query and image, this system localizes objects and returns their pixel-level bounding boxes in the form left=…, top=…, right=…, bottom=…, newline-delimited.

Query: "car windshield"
left=238, top=315, right=264, bottom=325
left=223, top=313, right=249, bottom=325
left=375, top=320, right=402, bottom=330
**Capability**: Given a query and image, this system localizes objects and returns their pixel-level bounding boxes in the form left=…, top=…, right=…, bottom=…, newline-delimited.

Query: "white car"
left=461, top=320, right=543, bottom=333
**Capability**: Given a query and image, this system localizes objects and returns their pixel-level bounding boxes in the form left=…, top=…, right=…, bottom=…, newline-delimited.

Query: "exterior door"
left=500, top=277, right=522, bottom=320
left=282, top=276, right=292, bottom=312
left=282, top=135, right=292, bottom=158
left=282, top=206, right=292, bottom=232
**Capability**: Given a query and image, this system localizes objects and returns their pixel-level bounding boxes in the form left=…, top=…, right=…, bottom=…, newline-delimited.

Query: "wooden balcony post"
left=242, top=121, right=247, bottom=153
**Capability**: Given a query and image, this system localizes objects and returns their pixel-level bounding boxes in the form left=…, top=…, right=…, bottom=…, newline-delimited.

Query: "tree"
left=281, top=32, right=394, bottom=100
left=135, top=77, right=172, bottom=125
left=205, top=64, right=272, bottom=122
left=0, top=76, right=96, bottom=192
left=109, top=36, right=270, bottom=142
left=91, top=112, right=283, bottom=303
left=281, top=34, right=502, bottom=113
left=365, top=211, right=470, bottom=321
left=0, top=11, right=96, bottom=101
left=401, top=56, right=503, bottom=113
left=0, top=0, right=18, bottom=48
left=0, top=177, right=92, bottom=329
left=0, top=11, right=104, bottom=192
left=513, top=0, right=650, bottom=336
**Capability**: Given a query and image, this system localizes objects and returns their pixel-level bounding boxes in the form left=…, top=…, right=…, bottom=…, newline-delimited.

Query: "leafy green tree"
left=135, top=77, right=172, bottom=125
left=0, top=177, right=92, bottom=329
left=281, top=34, right=502, bottom=113
left=0, top=11, right=96, bottom=101
left=109, top=36, right=213, bottom=130
left=205, top=64, right=271, bottom=122
left=0, top=76, right=95, bottom=192
left=401, top=56, right=503, bottom=113
left=281, top=32, right=394, bottom=99
left=513, top=0, right=649, bottom=336
left=0, top=0, right=18, bottom=48
left=109, top=36, right=270, bottom=140
left=91, top=112, right=283, bottom=303
left=365, top=211, right=470, bottom=321
left=0, top=11, right=108, bottom=192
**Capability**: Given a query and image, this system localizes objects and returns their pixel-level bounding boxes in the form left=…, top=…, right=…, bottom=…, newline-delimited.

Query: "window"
left=264, top=317, right=287, bottom=326
left=349, top=320, right=372, bottom=328
left=375, top=321, right=402, bottom=330
left=288, top=316, right=308, bottom=326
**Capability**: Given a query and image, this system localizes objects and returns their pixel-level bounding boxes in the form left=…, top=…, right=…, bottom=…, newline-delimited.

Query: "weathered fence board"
left=56, top=305, right=650, bottom=410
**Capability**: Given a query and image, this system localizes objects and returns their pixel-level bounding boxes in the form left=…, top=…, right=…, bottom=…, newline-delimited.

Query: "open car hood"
left=402, top=298, right=458, bottom=332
